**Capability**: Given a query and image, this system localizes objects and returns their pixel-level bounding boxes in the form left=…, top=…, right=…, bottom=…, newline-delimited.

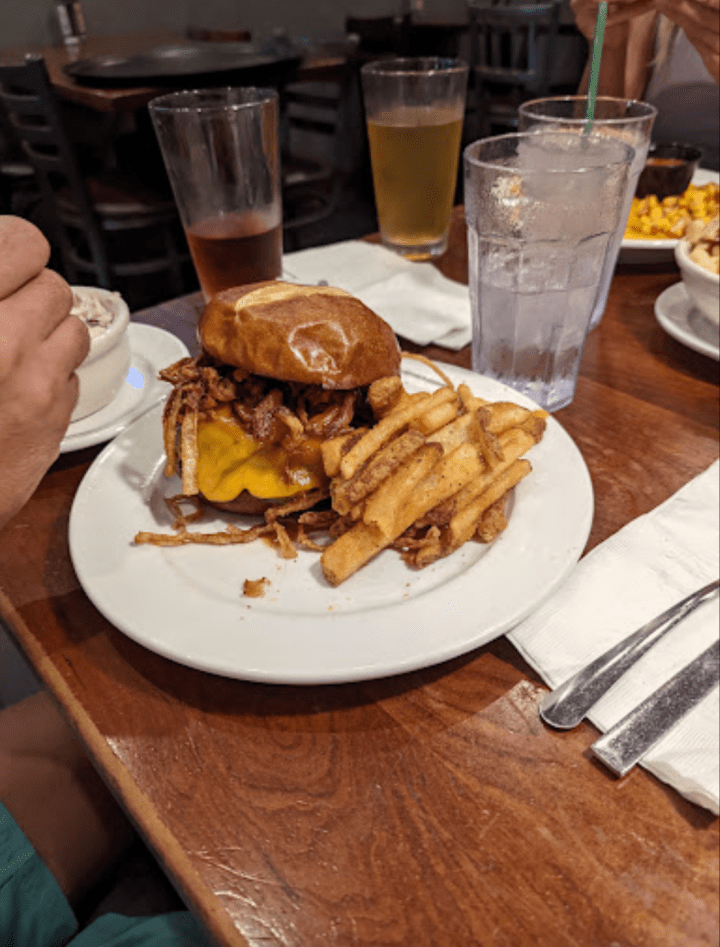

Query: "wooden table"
left=1, top=33, right=347, bottom=113
left=1, top=209, right=718, bottom=947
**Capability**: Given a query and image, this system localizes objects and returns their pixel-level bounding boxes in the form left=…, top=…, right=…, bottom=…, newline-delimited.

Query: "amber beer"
left=367, top=106, right=463, bottom=259
left=185, top=211, right=282, bottom=298
left=361, top=58, right=468, bottom=260
left=148, top=87, right=282, bottom=300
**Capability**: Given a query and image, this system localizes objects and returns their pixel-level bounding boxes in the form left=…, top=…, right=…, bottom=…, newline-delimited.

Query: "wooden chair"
left=0, top=98, right=38, bottom=218
left=0, top=55, right=191, bottom=309
left=466, top=0, right=561, bottom=139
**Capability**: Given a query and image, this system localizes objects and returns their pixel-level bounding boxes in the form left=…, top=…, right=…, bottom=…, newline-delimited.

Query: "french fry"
left=367, top=376, right=404, bottom=417
left=385, top=442, right=484, bottom=539
left=322, top=443, right=483, bottom=584
left=426, top=412, right=478, bottom=455
left=484, top=402, right=534, bottom=435
left=410, top=400, right=459, bottom=435
left=434, top=427, right=537, bottom=523
left=339, top=386, right=456, bottom=480
left=321, top=429, right=367, bottom=477
left=321, top=520, right=390, bottom=586
left=470, top=409, right=503, bottom=469
left=518, top=411, right=548, bottom=442
left=457, top=383, right=489, bottom=413
left=331, top=428, right=426, bottom=515
left=448, top=459, right=531, bottom=549
left=363, top=443, right=443, bottom=538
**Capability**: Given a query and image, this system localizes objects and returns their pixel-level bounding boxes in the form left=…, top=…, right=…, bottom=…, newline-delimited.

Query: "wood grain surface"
left=0, top=208, right=718, bottom=947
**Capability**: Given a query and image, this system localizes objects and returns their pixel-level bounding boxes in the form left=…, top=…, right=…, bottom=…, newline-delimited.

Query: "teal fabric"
left=0, top=802, right=76, bottom=946
left=1, top=802, right=214, bottom=947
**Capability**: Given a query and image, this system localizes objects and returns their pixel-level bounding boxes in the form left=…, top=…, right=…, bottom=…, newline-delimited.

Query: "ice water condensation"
left=469, top=227, right=609, bottom=411
left=465, top=131, right=633, bottom=412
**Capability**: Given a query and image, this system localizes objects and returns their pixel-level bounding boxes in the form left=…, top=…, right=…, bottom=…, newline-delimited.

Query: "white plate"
left=61, top=324, right=189, bottom=453
left=68, top=361, right=594, bottom=685
left=620, top=168, right=719, bottom=264
left=655, top=282, right=720, bottom=361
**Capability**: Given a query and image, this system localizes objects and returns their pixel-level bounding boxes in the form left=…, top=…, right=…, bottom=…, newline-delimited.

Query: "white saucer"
left=61, top=323, right=190, bottom=453
left=654, top=282, right=720, bottom=362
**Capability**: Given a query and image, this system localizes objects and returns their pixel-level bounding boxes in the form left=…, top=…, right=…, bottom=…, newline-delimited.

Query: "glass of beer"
left=149, top=87, right=282, bottom=300
left=361, top=57, right=468, bottom=261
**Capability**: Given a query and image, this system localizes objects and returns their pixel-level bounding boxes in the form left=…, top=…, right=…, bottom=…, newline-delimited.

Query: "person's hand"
left=657, top=0, right=720, bottom=82
left=0, top=217, right=89, bottom=530
left=571, top=0, right=657, bottom=48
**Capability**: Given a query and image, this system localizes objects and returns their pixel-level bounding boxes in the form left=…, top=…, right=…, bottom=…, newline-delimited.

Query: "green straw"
left=583, top=1, right=607, bottom=135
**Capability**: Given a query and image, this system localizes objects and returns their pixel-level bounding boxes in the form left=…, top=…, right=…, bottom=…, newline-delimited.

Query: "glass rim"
left=361, top=56, right=468, bottom=77
left=148, top=86, right=278, bottom=114
left=518, top=95, right=657, bottom=125
left=464, top=130, right=635, bottom=175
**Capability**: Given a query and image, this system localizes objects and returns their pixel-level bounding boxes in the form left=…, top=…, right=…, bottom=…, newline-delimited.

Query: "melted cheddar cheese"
left=196, top=407, right=326, bottom=503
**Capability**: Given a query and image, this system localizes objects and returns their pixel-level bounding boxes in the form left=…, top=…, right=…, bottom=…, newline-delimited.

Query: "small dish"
left=61, top=323, right=189, bottom=453
left=70, top=286, right=131, bottom=422
left=635, top=142, right=702, bottom=200
left=654, top=282, right=719, bottom=361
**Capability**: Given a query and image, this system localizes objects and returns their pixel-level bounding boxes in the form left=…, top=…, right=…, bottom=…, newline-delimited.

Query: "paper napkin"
left=282, top=240, right=472, bottom=350
left=508, top=461, right=720, bottom=814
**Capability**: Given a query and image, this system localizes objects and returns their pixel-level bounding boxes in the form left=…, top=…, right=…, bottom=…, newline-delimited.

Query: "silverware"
left=591, top=641, right=720, bottom=776
left=539, top=579, right=719, bottom=730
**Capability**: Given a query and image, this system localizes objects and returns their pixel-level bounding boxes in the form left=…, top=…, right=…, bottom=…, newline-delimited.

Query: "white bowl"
left=70, top=287, right=131, bottom=421
left=674, top=238, right=719, bottom=327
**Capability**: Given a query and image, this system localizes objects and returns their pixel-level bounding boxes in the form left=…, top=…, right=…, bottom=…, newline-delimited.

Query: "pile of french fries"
left=318, top=362, right=547, bottom=585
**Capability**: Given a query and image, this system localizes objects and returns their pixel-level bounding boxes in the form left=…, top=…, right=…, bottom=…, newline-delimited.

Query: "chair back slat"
left=0, top=54, right=113, bottom=286
left=466, top=0, right=561, bottom=136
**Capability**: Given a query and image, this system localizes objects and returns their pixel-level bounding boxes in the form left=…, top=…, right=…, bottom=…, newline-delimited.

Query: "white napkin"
left=282, top=240, right=472, bottom=350
left=509, top=461, right=720, bottom=815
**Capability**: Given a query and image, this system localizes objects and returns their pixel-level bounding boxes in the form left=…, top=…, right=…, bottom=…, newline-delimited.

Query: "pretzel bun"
left=198, top=280, right=401, bottom=388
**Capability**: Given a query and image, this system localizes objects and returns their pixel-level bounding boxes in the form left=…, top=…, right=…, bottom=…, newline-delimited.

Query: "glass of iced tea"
left=361, top=57, right=468, bottom=261
left=149, top=87, right=282, bottom=299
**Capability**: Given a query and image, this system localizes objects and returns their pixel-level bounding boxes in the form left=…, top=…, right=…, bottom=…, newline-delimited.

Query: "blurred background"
left=1, top=0, right=587, bottom=309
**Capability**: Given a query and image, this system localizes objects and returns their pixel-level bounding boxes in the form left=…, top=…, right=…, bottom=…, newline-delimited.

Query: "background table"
left=0, top=210, right=718, bottom=947
left=1, top=33, right=347, bottom=113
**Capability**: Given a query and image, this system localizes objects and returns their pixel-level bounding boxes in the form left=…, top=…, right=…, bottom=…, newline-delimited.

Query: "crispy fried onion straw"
left=134, top=490, right=336, bottom=560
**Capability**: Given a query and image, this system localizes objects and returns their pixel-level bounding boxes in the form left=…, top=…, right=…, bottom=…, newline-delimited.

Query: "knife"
left=539, top=579, right=719, bottom=730
left=591, top=641, right=720, bottom=776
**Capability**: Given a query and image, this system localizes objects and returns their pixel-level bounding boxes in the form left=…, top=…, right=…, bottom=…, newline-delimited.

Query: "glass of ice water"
left=518, top=97, right=657, bottom=330
left=464, top=131, right=634, bottom=413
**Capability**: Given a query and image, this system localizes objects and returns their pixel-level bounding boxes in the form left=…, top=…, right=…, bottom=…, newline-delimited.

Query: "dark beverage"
left=185, top=211, right=282, bottom=298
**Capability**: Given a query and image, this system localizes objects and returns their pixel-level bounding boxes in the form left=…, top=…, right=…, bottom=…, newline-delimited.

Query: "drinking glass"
left=361, top=57, right=468, bottom=260
left=518, top=96, right=657, bottom=328
left=464, top=131, right=634, bottom=412
left=149, top=87, right=282, bottom=300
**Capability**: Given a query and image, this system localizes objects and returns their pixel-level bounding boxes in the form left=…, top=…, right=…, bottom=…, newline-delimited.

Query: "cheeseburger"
left=159, top=281, right=401, bottom=516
